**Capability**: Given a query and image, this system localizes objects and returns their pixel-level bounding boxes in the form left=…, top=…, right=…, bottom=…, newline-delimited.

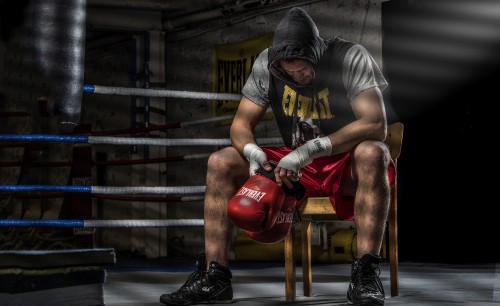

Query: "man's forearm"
left=327, top=119, right=386, bottom=155
left=230, top=125, right=257, bottom=155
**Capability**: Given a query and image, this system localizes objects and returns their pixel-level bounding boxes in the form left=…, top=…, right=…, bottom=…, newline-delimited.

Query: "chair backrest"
left=385, top=122, right=404, bottom=161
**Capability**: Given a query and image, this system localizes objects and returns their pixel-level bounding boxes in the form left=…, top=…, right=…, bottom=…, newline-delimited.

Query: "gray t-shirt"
left=242, top=45, right=388, bottom=107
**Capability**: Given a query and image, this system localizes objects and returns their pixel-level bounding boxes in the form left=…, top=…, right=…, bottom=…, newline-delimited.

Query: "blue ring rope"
left=0, top=220, right=84, bottom=228
left=0, top=134, right=88, bottom=143
left=0, top=185, right=91, bottom=193
left=82, top=84, right=95, bottom=93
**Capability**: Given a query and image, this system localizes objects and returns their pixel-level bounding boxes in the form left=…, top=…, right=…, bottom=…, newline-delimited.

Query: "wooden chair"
left=283, top=122, right=404, bottom=301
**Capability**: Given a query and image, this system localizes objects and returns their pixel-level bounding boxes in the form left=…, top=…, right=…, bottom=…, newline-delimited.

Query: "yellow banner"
left=212, top=33, right=273, bottom=126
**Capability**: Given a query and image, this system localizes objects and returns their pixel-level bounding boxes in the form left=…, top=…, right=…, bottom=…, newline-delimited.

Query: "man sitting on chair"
left=160, top=6, right=395, bottom=306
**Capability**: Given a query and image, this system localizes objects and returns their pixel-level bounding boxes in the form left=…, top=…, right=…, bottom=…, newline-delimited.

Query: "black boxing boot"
left=160, top=254, right=233, bottom=306
left=347, top=254, right=385, bottom=306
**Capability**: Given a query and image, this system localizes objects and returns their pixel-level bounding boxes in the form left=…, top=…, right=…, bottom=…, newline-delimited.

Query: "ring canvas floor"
left=104, top=256, right=500, bottom=306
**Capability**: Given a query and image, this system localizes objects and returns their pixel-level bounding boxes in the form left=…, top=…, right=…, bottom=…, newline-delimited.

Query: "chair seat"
left=298, top=197, right=337, bottom=215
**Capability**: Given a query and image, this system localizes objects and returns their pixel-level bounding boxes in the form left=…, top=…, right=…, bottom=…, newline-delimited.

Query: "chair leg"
left=388, top=182, right=399, bottom=297
left=301, top=219, right=312, bottom=297
left=284, top=228, right=296, bottom=301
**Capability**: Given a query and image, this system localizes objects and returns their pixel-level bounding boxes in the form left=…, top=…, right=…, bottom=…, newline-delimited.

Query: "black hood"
left=268, top=7, right=327, bottom=84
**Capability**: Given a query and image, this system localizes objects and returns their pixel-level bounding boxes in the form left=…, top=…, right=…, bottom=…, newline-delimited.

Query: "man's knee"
left=354, top=141, right=391, bottom=168
left=207, top=148, right=247, bottom=178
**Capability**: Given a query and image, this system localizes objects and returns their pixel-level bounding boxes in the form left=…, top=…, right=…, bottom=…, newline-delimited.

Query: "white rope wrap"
left=87, top=136, right=284, bottom=146
left=83, top=219, right=204, bottom=227
left=92, top=85, right=242, bottom=101
left=91, top=186, right=206, bottom=195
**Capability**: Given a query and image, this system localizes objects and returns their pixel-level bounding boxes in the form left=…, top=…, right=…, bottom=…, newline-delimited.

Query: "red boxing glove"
left=227, top=175, right=286, bottom=233
left=246, top=195, right=296, bottom=244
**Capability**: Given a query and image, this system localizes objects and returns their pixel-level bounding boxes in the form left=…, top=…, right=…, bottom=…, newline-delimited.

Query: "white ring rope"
left=87, top=136, right=284, bottom=146
left=91, top=186, right=206, bottom=195
left=84, top=219, right=204, bottom=227
left=84, top=84, right=242, bottom=101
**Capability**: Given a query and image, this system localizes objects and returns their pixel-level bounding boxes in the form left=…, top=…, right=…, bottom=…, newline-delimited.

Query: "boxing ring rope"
left=0, top=86, right=278, bottom=236
left=0, top=219, right=204, bottom=228
left=0, top=134, right=283, bottom=146
left=0, top=185, right=206, bottom=228
left=0, top=185, right=206, bottom=195
left=83, top=84, right=242, bottom=101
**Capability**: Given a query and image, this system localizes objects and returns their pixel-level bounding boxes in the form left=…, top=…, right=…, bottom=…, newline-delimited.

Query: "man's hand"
left=243, top=143, right=272, bottom=176
left=276, top=136, right=332, bottom=188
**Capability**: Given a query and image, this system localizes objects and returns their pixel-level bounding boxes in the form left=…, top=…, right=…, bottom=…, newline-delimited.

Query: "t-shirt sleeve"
left=241, top=49, right=270, bottom=107
left=342, top=44, right=388, bottom=101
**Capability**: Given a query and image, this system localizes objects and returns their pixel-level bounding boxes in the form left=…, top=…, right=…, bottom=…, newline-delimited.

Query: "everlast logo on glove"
left=227, top=165, right=306, bottom=244
left=234, top=186, right=267, bottom=202
left=246, top=195, right=297, bottom=244
left=227, top=175, right=286, bottom=233
left=276, top=210, right=294, bottom=224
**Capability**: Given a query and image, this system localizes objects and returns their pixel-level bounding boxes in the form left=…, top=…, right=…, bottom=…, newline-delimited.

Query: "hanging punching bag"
left=27, top=0, right=87, bottom=132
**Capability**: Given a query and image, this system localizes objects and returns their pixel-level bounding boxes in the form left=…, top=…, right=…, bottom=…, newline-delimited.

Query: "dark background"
left=382, top=0, right=498, bottom=263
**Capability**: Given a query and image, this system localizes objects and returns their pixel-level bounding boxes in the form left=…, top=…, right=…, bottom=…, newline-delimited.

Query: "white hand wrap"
left=277, top=137, right=332, bottom=173
left=243, top=143, right=268, bottom=176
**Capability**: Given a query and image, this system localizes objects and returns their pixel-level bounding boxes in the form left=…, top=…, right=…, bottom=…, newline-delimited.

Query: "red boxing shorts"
left=262, top=147, right=395, bottom=221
